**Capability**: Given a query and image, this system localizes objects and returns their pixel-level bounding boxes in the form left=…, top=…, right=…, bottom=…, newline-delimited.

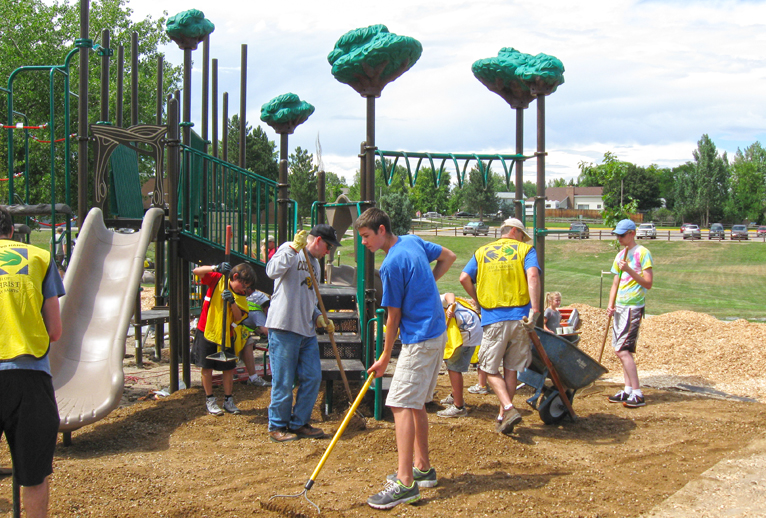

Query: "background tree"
left=653, top=165, right=676, bottom=211
left=324, top=172, right=348, bottom=201
left=288, top=146, right=317, bottom=223
left=462, top=166, right=500, bottom=220
left=379, top=192, right=413, bottom=235
left=348, top=158, right=409, bottom=200
left=0, top=0, right=181, bottom=213
left=409, top=168, right=450, bottom=215
left=692, top=134, right=729, bottom=227
left=726, top=142, right=766, bottom=224
left=222, top=115, right=279, bottom=181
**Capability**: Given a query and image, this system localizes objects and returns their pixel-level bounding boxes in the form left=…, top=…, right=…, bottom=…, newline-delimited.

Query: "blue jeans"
left=267, top=329, right=322, bottom=431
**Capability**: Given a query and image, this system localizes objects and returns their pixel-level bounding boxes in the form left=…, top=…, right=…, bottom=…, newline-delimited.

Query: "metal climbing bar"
left=375, top=149, right=533, bottom=189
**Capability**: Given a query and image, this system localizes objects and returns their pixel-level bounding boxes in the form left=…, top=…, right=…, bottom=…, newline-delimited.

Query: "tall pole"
left=201, top=36, right=209, bottom=145
left=363, top=95, right=377, bottom=364
left=211, top=59, right=218, bottom=158
left=116, top=45, right=124, bottom=127
left=222, top=93, right=228, bottom=163
left=515, top=107, right=524, bottom=221
left=77, top=0, right=90, bottom=227
left=167, top=95, right=181, bottom=392
left=535, top=95, right=546, bottom=313
left=156, top=55, right=163, bottom=125
left=277, top=133, right=289, bottom=246
left=99, top=29, right=109, bottom=124
left=239, top=44, right=247, bottom=169
left=182, top=48, right=192, bottom=146
left=131, top=32, right=138, bottom=127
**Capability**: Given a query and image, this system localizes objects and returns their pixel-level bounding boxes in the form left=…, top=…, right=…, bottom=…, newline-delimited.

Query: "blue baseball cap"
left=612, top=219, right=636, bottom=235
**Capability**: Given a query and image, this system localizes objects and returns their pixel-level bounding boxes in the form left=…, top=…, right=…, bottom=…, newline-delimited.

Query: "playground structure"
left=1, top=3, right=568, bottom=437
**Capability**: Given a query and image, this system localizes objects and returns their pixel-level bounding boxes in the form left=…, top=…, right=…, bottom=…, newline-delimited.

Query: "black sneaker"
left=623, top=394, right=646, bottom=408
left=608, top=390, right=630, bottom=403
left=367, top=479, right=420, bottom=509
left=386, top=466, right=438, bottom=488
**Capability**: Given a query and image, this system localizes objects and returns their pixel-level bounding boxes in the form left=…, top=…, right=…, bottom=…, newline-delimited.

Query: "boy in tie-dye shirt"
left=606, top=219, right=653, bottom=409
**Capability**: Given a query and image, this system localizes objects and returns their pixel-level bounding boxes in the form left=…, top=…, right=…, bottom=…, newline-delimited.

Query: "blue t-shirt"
left=380, top=235, right=446, bottom=344
left=0, top=257, right=66, bottom=375
left=462, top=247, right=540, bottom=326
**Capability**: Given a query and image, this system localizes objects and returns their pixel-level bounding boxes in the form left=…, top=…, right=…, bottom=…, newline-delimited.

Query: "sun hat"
left=612, top=219, right=636, bottom=235
left=502, top=217, right=532, bottom=242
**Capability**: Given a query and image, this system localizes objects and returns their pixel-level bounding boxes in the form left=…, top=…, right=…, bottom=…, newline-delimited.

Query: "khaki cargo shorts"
left=478, top=320, right=532, bottom=375
left=386, top=331, right=447, bottom=409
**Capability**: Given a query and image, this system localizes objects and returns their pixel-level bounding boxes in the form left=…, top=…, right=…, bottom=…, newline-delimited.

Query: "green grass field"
left=337, top=235, right=764, bottom=321
left=30, top=228, right=763, bottom=321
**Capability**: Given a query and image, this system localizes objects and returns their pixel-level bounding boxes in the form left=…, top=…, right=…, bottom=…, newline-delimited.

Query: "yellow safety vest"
left=474, top=238, right=533, bottom=309
left=203, top=276, right=248, bottom=347
left=0, top=241, right=52, bottom=360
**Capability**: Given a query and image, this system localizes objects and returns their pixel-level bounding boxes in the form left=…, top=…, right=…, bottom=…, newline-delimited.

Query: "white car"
left=637, top=223, right=657, bottom=239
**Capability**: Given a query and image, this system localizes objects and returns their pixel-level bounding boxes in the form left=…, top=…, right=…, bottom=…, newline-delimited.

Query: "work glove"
left=212, top=262, right=231, bottom=275
left=317, top=314, right=335, bottom=334
left=221, top=289, right=235, bottom=304
left=290, top=230, right=308, bottom=253
left=522, top=309, right=540, bottom=332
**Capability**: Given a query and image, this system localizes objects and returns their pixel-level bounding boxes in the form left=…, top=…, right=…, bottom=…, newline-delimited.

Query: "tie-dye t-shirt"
left=611, top=245, right=653, bottom=308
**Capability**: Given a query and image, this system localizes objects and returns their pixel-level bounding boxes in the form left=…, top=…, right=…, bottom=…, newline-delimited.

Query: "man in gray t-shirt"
left=265, top=224, right=341, bottom=443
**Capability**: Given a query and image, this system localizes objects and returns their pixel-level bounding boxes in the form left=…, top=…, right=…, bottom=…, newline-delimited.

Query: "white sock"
left=249, top=374, right=259, bottom=381
left=503, top=404, right=514, bottom=411
left=624, top=386, right=633, bottom=394
left=633, top=389, right=643, bottom=398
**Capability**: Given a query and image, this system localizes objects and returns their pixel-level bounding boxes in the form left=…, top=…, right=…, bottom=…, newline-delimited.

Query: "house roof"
left=526, top=186, right=603, bottom=202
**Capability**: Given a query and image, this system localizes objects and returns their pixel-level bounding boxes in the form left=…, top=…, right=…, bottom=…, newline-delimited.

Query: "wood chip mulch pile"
left=571, top=303, right=766, bottom=399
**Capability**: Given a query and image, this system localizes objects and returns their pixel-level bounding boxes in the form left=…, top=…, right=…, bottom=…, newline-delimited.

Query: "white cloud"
left=124, top=0, right=766, bottom=187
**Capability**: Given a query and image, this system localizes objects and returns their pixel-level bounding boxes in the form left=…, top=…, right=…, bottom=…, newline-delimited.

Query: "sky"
left=123, top=0, right=766, bottom=187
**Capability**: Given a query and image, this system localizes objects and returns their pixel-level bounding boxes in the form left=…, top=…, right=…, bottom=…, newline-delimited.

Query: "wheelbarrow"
left=518, top=327, right=608, bottom=425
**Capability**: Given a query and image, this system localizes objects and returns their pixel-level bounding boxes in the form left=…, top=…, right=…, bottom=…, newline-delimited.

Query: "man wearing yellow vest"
left=459, top=218, right=540, bottom=435
left=0, top=206, right=65, bottom=518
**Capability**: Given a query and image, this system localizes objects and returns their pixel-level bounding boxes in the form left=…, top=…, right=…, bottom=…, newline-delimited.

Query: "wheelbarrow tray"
left=526, top=328, right=607, bottom=390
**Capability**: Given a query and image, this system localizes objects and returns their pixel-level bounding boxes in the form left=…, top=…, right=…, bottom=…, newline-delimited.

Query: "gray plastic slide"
left=51, top=207, right=163, bottom=433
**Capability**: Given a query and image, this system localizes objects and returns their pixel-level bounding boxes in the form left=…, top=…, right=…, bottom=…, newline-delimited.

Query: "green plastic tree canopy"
left=166, top=9, right=215, bottom=50
left=328, top=24, right=422, bottom=97
left=260, top=93, right=315, bottom=135
left=472, top=47, right=564, bottom=108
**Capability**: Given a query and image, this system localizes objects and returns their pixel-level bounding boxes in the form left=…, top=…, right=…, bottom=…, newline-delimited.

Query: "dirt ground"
left=1, top=304, right=765, bottom=517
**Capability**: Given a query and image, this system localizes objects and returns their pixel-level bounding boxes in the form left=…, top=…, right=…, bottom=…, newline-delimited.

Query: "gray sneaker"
left=437, top=404, right=467, bottom=418
left=206, top=397, right=224, bottom=416
left=467, top=383, right=491, bottom=395
left=386, top=466, right=437, bottom=488
left=498, top=406, right=522, bottom=435
left=223, top=397, right=241, bottom=415
left=246, top=374, right=271, bottom=387
left=368, top=479, right=420, bottom=509
left=439, top=393, right=454, bottom=405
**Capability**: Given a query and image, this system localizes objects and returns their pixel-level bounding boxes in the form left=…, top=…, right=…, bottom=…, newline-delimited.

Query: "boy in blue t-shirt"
left=355, top=208, right=456, bottom=510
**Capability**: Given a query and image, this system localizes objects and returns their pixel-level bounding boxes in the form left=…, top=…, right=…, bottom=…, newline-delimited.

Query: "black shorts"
left=0, top=370, right=59, bottom=486
left=192, top=328, right=237, bottom=371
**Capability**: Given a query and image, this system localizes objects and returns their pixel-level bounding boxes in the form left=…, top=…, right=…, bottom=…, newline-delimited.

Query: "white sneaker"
left=206, top=397, right=224, bottom=416
left=246, top=374, right=271, bottom=387
left=467, top=384, right=491, bottom=395
left=439, top=393, right=454, bottom=405
left=437, top=404, right=467, bottom=418
left=223, top=397, right=241, bottom=415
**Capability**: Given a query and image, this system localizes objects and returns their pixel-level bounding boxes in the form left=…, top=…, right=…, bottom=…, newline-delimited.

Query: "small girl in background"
left=544, top=291, right=562, bottom=333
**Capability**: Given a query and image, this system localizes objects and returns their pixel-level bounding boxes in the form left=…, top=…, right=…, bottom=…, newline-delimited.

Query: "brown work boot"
left=269, top=428, right=299, bottom=443
left=289, top=424, right=325, bottom=439
left=498, top=406, right=522, bottom=435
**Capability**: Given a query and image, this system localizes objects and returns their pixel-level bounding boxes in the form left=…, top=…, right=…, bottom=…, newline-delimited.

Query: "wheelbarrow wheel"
left=539, top=388, right=574, bottom=425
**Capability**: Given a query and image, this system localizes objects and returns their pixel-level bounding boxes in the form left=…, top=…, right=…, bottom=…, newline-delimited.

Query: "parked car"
left=757, top=226, right=766, bottom=237
left=636, top=223, right=657, bottom=239
left=680, top=223, right=690, bottom=233
left=463, top=221, right=489, bottom=236
left=708, top=223, right=725, bottom=240
left=424, top=211, right=442, bottom=219
left=454, top=211, right=475, bottom=218
left=682, top=224, right=701, bottom=240
left=568, top=222, right=590, bottom=239
left=731, top=224, right=749, bottom=240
